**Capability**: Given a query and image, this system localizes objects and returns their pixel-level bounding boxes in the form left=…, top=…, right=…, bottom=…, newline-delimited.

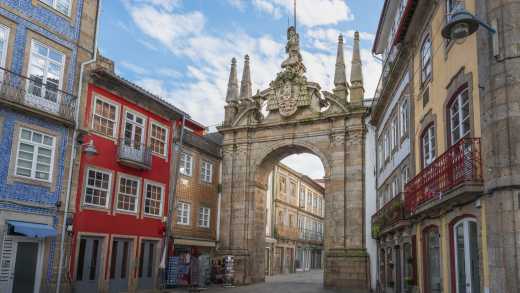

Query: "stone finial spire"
left=240, top=55, right=252, bottom=100
left=225, top=58, right=239, bottom=103
left=333, top=34, right=349, bottom=100
left=350, top=31, right=365, bottom=102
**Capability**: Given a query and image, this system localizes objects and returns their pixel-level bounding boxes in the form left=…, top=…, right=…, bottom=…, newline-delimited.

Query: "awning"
left=7, top=220, right=57, bottom=238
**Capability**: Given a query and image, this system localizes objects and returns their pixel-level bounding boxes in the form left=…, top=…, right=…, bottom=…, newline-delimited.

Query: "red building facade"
left=68, top=59, right=191, bottom=293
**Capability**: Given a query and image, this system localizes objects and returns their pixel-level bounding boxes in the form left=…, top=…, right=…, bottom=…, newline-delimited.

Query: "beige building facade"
left=264, top=164, right=324, bottom=276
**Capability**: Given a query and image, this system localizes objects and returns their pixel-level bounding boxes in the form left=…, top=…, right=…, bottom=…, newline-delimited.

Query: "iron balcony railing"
left=404, top=138, right=482, bottom=214
left=117, top=138, right=152, bottom=169
left=371, top=193, right=406, bottom=239
left=298, top=229, right=323, bottom=242
left=0, top=66, right=76, bottom=122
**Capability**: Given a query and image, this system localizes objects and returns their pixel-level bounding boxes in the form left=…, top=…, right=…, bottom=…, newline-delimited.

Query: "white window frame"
left=421, top=35, right=432, bottom=83
left=144, top=181, right=164, bottom=217
left=177, top=202, right=191, bottom=225
left=201, top=160, right=213, bottom=183
left=27, top=40, right=65, bottom=107
left=0, top=24, right=9, bottom=71
left=453, top=218, right=481, bottom=293
left=400, top=99, right=409, bottom=138
left=391, top=117, right=398, bottom=150
left=422, top=125, right=436, bottom=167
left=384, top=131, right=390, bottom=160
left=180, top=152, right=193, bottom=176
left=116, top=175, right=140, bottom=213
left=401, top=166, right=409, bottom=191
left=149, top=121, right=168, bottom=157
left=92, top=95, right=120, bottom=138
left=449, top=88, right=471, bottom=145
left=198, top=207, right=211, bottom=228
left=83, top=167, right=112, bottom=208
left=40, top=0, right=72, bottom=16
left=123, top=109, right=146, bottom=148
left=14, top=127, right=56, bottom=182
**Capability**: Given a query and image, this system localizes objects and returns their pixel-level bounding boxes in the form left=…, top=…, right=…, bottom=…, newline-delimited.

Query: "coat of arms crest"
left=277, top=82, right=298, bottom=117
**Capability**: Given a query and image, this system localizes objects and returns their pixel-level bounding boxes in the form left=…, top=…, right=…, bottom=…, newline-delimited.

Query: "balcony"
left=0, top=67, right=76, bottom=124
left=405, top=138, right=483, bottom=214
left=117, top=138, right=152, bottom=170
left=274, top=225, right=299, bottom=241
left=371, top=193, right=407, bottom=239
left=298, top=229, right=323, bottom=242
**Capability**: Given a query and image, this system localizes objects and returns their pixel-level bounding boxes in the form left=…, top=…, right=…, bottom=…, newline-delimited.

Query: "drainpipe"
left=160, top=115, right=186, bottom=288
left=216, top=154, right=223, bottom=242
left=55, top=1, right=102, bottom=292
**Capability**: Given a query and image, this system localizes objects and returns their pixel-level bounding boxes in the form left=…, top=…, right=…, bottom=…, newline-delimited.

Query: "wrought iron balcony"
left=404, top=138, right=482, bottom=214
left=298, top=228, right=323, bottom=242
left=117, top=138, right=152, bottom=170
left=371, top=193, right=406, bottom=239
left=0, top=66, right=76, bottom=123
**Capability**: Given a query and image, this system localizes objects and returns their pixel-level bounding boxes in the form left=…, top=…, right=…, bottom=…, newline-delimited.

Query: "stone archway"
left=217, top=28, right=369, bottom=289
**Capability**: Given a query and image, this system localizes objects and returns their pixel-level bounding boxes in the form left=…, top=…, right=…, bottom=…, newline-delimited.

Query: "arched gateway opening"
left=217, top=27, right=369, bottom=290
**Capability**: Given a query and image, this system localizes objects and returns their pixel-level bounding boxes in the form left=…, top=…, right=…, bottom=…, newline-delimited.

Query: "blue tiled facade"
left=0, top=1, right=86, bottom=292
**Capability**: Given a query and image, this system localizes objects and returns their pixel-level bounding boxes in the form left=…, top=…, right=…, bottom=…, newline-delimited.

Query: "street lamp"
left=442, top=8, right=496, bottom=41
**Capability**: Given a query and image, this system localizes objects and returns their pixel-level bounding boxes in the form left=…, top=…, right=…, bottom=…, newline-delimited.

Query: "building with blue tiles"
left=0, top=1, right=98, bottom=292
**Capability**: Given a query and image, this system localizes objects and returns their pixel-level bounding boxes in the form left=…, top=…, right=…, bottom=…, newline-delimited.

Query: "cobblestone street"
left=166, top=270, right=368, bottom=293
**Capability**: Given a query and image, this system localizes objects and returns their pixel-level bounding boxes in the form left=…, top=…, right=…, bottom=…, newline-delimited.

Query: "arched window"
left=452, top=218, right=481, bottom=293
left=421, top=35, right=432, bottom=83
left=449, top=88, right=471, bottom=145
left=422, top=125, right=436, bottom=167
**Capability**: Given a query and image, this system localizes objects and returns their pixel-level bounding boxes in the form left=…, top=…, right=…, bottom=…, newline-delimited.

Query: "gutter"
left=55, top=1, right=102, bottom=292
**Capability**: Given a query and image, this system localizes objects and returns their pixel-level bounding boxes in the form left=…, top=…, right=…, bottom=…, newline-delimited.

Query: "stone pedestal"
left=324, top=249, right=369, bottom=289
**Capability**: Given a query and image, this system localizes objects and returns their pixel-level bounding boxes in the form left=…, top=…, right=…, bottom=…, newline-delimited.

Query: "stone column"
left=477, top=0, right=520, bottom=292
left=324, top=113, right=369, bottom=289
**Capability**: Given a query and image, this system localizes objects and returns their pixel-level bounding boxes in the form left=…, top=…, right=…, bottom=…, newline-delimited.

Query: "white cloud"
left=133, top=0, right=181, bottom=11
left=227, top=0, right=246, bottom=11
left=119, top=61, right=149, bottom=75
left=281, top=154, right=325, bottom=179
left=346, top=30, right=375, bottom=41
left=123, top=0, right=380, bottom=128
left=251, top=0, right=354, bottom=27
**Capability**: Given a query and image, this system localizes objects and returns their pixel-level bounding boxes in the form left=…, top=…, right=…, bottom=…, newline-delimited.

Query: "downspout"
left=216, top=156, right=223, bottom=242
left=56, top=0, right=102, bottom=292
left=160, top=115, right=186, bottom=287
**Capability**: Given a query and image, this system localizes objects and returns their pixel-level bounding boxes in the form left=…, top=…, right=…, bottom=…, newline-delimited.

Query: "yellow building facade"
left=371, top=1, right=489, bottom=293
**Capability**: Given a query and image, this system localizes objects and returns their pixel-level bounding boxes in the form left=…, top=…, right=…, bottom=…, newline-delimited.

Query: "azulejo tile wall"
left=0, top=108, right=68, bottom=208
left=0, top=0, right=85, bottom=93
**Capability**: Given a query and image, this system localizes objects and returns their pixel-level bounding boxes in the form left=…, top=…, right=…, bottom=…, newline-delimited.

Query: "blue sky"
left=98, top=0, right=384, bottom=178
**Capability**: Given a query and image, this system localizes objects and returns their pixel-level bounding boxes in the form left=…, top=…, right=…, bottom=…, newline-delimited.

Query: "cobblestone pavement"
left=165, top=270, right=368, bottom=293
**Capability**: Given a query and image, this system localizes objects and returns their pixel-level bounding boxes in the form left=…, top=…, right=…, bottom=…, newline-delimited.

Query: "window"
left=289, top=214, right=295, bottom=227
left=177, top=202, right=191, bottom=225
left=27, top=41, right=65, bottom=107
left=15, top=128, right=55, bottom=181
left=449, top=88, right=471, bottom=145
left=421, top=35, right=432, bottom=83
left=180, top=152, right=192, bottom=176
left=201, top=161, right=213, bottom=183
left=123, top=111, right=145, bottom=150
left=384, top=131, right=390, bottom=160
left=150, top=123, right=168, bottom=156
left=92, top=96, right=118, bottom=138
left=144, top=183, right=163, bottom=216
left=84, top=168, right=111, bottom=207
left=0, top=25, right=9, bottom=70
left=279, top=176, right=287, bottom=193
left=401, top=166, right=409, bottom=191
left=117, top=176, right=140, bottom=212
left=307, top=192, right=312, bottom=210
left=453, top=219, right=481, bottom=293
left=378, top=142, right=383, bottom=171
left=424, top=228, right=442, bottom=293
left=40, top=0, right=72, bottom=16
left=289, top=181, right=296, bottom=197
left=446, top=0, right=457, bottom=20
left=392, top=117, right=398, bottom=150
left=299, top=187, right=306, bottom=208
left=198, top=207, right=210, bottom=228
left=400, top=100, right=409, bottom=138
left=422, top=125, right=436, bottom=167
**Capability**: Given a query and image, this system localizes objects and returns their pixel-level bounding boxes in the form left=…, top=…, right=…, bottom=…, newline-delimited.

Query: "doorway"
left=109, top=238, right=132, bottom=293
left=138, top=240, right=158, bottom=290
left=75, top=236, right=103, bottom=293
left=2, top=237, right=44, bottom=293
